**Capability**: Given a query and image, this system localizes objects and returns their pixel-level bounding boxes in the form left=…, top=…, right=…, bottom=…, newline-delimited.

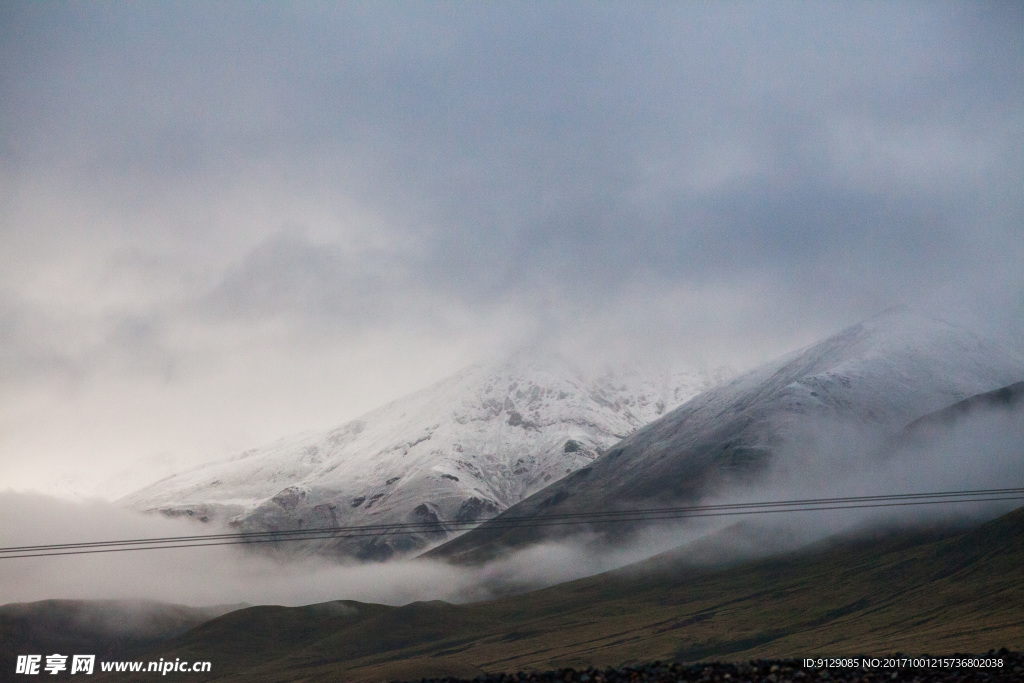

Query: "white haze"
left=619, top=399, right=1024, bottom=568
left=1, top=401, right=1021, bottom=608
left=0, top=491, right=687, bottom=607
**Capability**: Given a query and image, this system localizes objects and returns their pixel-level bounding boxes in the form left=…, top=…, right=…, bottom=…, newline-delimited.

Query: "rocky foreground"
left=408, top=650, right=1023, bottom=682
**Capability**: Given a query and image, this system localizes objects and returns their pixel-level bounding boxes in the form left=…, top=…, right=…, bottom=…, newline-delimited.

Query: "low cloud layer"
left=0, top=493, right=472, bottom=607
left=0, top=491, right=668, bottom=607
left=653, top=398, right=1024, bottom=561
left=2, top=399, right=1021, bottom=609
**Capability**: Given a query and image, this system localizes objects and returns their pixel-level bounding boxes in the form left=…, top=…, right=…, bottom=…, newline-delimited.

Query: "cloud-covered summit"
left=1, top=3, right=1021, bottom=491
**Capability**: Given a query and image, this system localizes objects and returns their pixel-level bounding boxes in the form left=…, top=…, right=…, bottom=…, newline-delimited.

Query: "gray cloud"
left=1, top=2, right=1022, bottom=489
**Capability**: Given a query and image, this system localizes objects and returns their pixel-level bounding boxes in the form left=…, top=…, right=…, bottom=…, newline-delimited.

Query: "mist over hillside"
left=426, top=311, right=1024, bottom=564
left=3, top=503, right=1022, bottom=680
left=3, top=312, right=1022, bottom=612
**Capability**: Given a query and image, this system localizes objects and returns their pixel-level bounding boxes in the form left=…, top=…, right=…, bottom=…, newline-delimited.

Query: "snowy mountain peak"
left=121, top=356, right=724, bottom=560
left=706, top=310, right=1024, bottom=430
left=424, top=311, right=1024, bottom=564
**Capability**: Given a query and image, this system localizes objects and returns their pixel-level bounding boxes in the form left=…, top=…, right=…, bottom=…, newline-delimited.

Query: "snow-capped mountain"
left=426, top=310, right=1024, bottom=563
left=121, top=356, right=725, bottom=560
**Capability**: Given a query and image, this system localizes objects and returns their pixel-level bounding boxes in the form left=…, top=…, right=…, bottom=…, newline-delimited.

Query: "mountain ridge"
left=425, top=310, right=1024, bottom=563
left=121, top=356, right=725, bottom=560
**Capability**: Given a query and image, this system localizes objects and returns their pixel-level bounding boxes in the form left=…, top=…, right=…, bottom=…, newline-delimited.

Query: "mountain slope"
left=0, top=600, right=238, bottom=680
left=92, top=505, right=1024, bottom=681
left=121, top=357, right=721, bottom=560
left=904, top=380, right=1024, bottom=433
left=425, top=311, right=1024, bottom=563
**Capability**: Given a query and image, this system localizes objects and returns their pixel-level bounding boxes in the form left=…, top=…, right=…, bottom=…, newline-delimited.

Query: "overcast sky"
left=1, top=2, right=1022, bottom=496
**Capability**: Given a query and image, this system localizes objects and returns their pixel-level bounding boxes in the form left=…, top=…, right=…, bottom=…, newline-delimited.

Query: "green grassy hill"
left=90, top=504, right=1024, bottom=682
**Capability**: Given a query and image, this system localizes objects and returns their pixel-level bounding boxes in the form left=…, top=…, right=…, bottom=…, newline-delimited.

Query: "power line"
left=6, top=487, right=1019, bottom=551
left=1, top=487, right=1021, bottom=560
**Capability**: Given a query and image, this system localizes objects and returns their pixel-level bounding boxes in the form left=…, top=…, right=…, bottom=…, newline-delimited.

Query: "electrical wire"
left=0, top=487, right=1020, bottom=559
